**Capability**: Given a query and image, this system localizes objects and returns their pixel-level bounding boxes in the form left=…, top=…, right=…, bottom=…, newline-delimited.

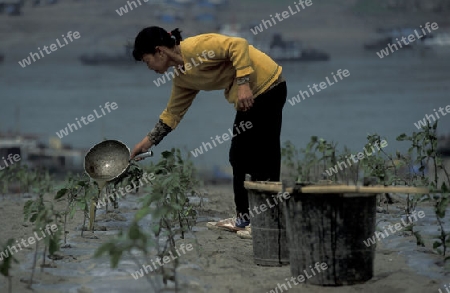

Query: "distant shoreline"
left=1, top=0, right=449, bottom=59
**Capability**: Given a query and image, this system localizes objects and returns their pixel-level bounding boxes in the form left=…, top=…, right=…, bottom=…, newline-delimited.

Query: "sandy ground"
left=1, top=181, right=450, bottom=293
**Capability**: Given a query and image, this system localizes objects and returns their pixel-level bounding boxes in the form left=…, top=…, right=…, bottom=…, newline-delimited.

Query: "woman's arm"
left=130, top=85, right=199, bottom=159
left=199, top=34, right=255, bottom=78
left=197, top=34, right=255, bottom=110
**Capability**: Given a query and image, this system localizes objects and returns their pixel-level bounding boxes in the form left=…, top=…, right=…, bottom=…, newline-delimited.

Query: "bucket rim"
left=243, top=181, right=429, bottom=195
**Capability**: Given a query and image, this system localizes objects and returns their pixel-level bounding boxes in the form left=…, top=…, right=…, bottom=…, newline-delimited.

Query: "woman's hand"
left=237, top=83, right=254, bottom=111
left=130, top=136, right=153, bottom=160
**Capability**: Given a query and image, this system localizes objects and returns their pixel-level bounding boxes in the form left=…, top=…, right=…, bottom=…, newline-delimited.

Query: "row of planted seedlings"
left=0, top=163, right=61, bottom=292
left=280, top=120, right=450, bottom=261
left=93, top=148, right=202, bottom=291
left=0, top=148, right=202, bottom=293
left=2, top=122, right=449, bottom=291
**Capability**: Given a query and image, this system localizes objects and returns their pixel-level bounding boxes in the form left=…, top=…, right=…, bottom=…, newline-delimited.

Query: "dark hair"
left=132, top=27, right=182, bottom=61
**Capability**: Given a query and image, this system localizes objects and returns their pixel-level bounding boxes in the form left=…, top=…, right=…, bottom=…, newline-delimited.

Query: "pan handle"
left=132, top=151, right=153, bottom=161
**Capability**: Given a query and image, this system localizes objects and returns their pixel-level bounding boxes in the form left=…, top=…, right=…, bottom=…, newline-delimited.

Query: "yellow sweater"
left=159, top=33, right=283, bottom=129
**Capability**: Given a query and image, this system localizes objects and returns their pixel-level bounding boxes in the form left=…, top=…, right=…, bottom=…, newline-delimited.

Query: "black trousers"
left=229, top=81, right=287, bottom=215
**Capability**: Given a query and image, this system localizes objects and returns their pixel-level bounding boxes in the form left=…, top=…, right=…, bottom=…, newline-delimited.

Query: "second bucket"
left=245, top=181, right=289, bottom=266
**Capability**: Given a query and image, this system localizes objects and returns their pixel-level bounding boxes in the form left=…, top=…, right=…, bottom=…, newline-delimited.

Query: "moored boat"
left=364, top=27, right=435, bottom=51
left=78, top=42, right=136, bottom=66
left=219, top=24, right=330, bottom=62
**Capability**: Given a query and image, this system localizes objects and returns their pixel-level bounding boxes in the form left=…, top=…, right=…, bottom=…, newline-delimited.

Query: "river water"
left=1, top=49, right=449, bottom=169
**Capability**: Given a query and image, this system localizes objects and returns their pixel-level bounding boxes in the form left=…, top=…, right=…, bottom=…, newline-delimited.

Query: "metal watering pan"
left=84, top=139, right=152, bottom=232
left=84, top=139, right=152, bottom=183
